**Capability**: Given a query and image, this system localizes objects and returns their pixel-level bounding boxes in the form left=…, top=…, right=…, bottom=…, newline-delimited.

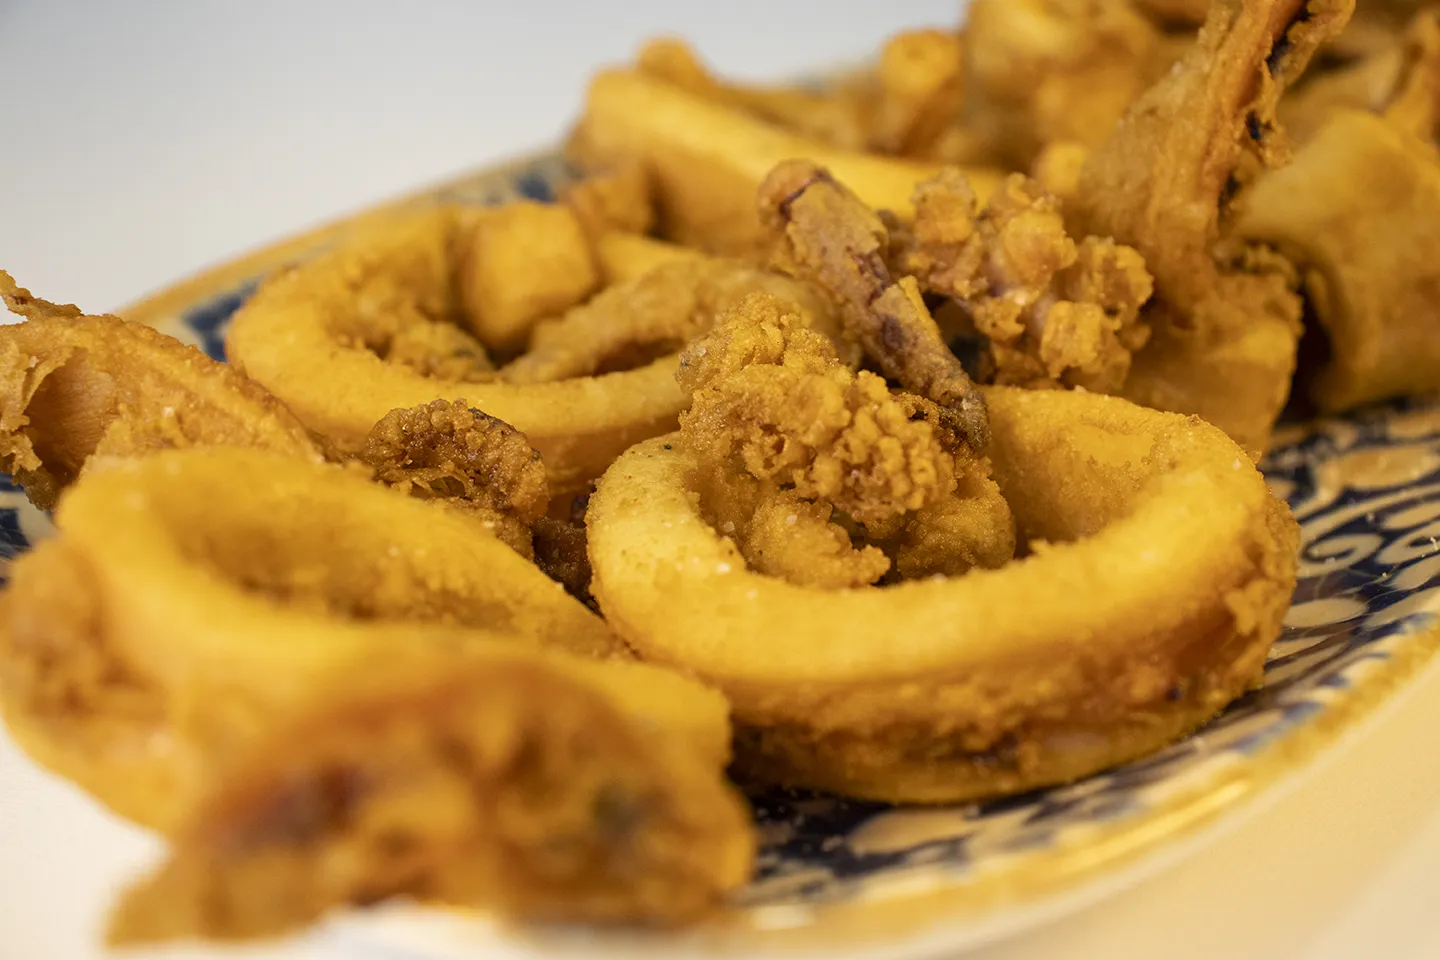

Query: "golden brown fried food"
left=361, top=399, right=549, bottom=557
left=1072, top=0, right=1355, bottom=455
left=592, top=231, right=707, bottom=285
left=0, top=448, right=627, bottom=832
left=500, top=256, right=848, bottom=384
left=868, top=29, right=969, bottom=160
left=635, top=37, right=871, bottom=150
left=891, top=170, right=1153, bottom=392
left=458, top=202, right=600, bottom=353
left=674, top=294, right=1013, bottom=587
left=0, top=271, right=322, bottom=508
left=561, top=160, right=657, bottom=238
left=108, top=646, right=754, bottom=942
left=961, top=0, right=1182, bottom=168
left=589, top=386, right=1298, bottom=803
left=1239, top=14, right=1440, bottom=412
left=570, top=68, right=1002, bottom=256
left=759, top=160, right=990, bottom=448
left=227, top=207, right=686, bottom=492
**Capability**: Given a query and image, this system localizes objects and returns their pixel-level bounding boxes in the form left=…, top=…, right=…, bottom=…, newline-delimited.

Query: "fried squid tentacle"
left=361, top=399, right=549, bottom=558
left=1071, top=0, right=1355, bottom=455
left=497, top=258, right=845, bottom=385
left=892, top=170, right=1154, bottom=392
left=0, top=271, right=322, bottom=508
left=675, top=293, right=1013, bottom=587
left=758, top=160, right=990, bottom=450
left=108, top=648, right=754, bottom=943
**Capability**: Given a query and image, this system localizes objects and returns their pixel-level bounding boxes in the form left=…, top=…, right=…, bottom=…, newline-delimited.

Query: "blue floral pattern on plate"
left=8, top=156, right=1440, bottom=956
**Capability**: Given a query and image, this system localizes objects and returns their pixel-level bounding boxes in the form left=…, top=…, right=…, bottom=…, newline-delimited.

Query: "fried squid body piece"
left=568, top=69, right=1002, bottom=256
left=228, top=208, right=678, bottom=492
left=675, top=294, right=1014, bottom=588
left=589, top=388, right=1298, bottom=803
left=0, top=271, right=322, bottom=508
left=108, top=646, right=754, bottom=942
left=0, top=448, right=626, bottom=833
left=1239, top=14, right=1440, bottom=411
left=1072, top=0, right=1355, bottom=456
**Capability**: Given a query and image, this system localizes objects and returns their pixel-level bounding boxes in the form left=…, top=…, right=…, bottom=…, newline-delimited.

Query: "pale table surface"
left=2, top=2, right=1439, bottom=959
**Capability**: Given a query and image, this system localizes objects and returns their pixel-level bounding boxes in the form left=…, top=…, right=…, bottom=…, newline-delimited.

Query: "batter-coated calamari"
left=108, top=646, right=753, bottom=942
left=675, top=294, right=1013, bottom=587
left=758, top=160, right=990, bottom=449
left=1073, top=0, right=1355, bottom=455
left=499, top=257, right=849, bottom=385
left=0, top=271, right=321, bottom=508
left=1239, top=11, right=1440, bottom=411
left=589, top=387, right=1298, bottom=803
left=0, top=448, right=626, bottom=832
left=227, top=208, right=685, bottom=492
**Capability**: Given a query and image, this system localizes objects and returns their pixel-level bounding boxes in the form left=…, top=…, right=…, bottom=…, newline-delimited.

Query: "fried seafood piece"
left=589, top=387, right=1299, bottom=803
left=961, top=0, right=1183, bottom=169
left=675, top=295, right=1013, bottom=588
left=361, top=399, right=548, bottom=557
left=0, top=448, right=627, bottom=832
left=592, top=231, right=707, bottom=286
left=891, top=170, right=1154, bottom=392
left=868, top=29, right=970, bottom=161
left=458, top=201, right=601, bottom=353
left=758, top=160, right=989, bottom=448
left=108, top=647, right=754, bottom=942
left=1238, top=13, right=1440, bottom=411
left=228, top=207, right=685, bottom=492
left=1072, top=0, right=1355, bottom=456
left=500, top=256, right=849, bottom=384
left=560, top=160, right=656, bottom=238
left=0, top=271, right=322, bottom=508
left=635, top=37, right=871, bottom=150
left=569, top=68, right=1003, bottom=256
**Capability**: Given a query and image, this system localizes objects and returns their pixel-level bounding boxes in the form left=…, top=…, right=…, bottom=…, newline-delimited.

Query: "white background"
left=3, top=2, right=1440, bottom=958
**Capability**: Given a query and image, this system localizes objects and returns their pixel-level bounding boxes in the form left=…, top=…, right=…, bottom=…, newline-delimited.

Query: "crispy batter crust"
left=588, top=387, right=1298, bottom=802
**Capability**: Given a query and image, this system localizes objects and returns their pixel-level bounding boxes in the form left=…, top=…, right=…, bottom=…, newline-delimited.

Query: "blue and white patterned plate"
left=9, top=153, right=1440, bottom=960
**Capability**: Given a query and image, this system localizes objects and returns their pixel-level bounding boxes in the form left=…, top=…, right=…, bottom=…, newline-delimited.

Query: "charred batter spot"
left=877, top=311, right=910, bottom=355
left=1246, top=114, right=1264, bottom=143
left=849, top=252, right=891, bottom=305
left=232, top=765, right=371, bottom=850
left=1266, top=4, right=1315, bottom=76
left=775, top=170, right=835, bottom=220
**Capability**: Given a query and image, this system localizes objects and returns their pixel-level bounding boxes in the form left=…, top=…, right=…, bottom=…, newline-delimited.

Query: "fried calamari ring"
left=108, top=645, right=754, bottom=942
left=0, top=271, right=322, bottom=508
left=0, top=447, right=627, bottom=833
left=588, top=387, right=1298, bottom=803
left=227, top=208, right=682, bottom=493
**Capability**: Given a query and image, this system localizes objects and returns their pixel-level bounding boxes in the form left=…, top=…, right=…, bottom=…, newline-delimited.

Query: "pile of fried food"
left=3, top=0, right=1438, bottom=944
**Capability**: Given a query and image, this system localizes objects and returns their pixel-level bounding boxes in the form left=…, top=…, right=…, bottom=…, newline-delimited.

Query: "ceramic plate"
left=5, top=153, right=1440, bottom=960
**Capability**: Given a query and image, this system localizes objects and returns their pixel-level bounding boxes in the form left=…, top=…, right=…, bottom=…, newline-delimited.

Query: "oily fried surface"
left=362, top=399, right=548, bottom=557
left=758, top=160, right=990, bottom=450
left=1070, top=0, right=1354, bottom=454
left=533, top=492, right=596, bottom=608
left=894, top=170, right=1153, bottom=391
left=499, top=257, right=849, bottom=384
left=108, top=650, right=754, bottom=943
left=677, top=294, right=1013, bottom=587
left=961, top=0, right=1180, bottom=168
left=0, top=271, right=321, bottom=508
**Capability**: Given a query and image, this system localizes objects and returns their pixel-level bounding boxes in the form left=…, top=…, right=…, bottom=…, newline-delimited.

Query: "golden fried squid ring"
left=1072, top=0, right=1354, bottom=456
left=1239, top=12, right=1440, bottom=412
left=229, top=208, right=689, bottom=492
left=569, top=68, right=1003, bottom=256
left=0, top=448, right=626, bottom=832
left=0, top=271, right=322, bottom=508
left=588, top=387, right=1298, bottom=803
left=107, top=645, right=754, bottom=942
